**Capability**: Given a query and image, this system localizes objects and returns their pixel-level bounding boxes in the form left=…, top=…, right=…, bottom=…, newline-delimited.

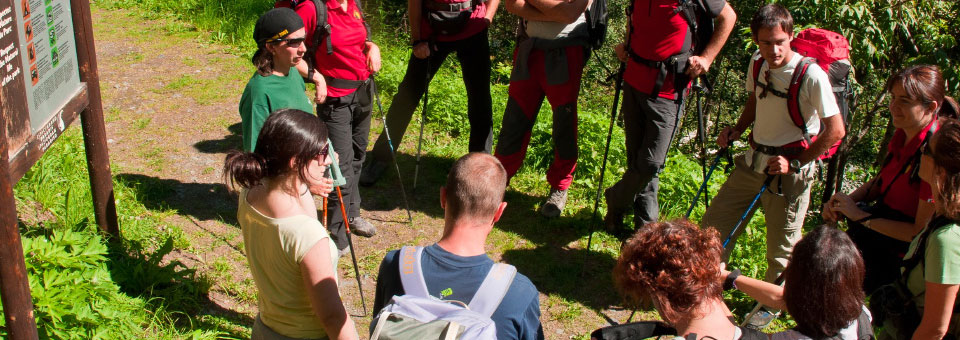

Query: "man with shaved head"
left=371, top=153, right=544, bottom=340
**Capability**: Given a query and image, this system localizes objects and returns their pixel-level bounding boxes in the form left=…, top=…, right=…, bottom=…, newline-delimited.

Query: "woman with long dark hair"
left=224, top=109, right=358, bottom=340
left=824, top=65, right=959, bottom=293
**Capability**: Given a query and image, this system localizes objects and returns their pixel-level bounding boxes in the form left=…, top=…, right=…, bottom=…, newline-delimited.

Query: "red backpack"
left=751, top=28, right=853, bottom=160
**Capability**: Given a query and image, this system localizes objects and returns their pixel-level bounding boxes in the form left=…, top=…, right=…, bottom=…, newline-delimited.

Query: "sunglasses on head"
left=269, top=37, right=306, bottom=48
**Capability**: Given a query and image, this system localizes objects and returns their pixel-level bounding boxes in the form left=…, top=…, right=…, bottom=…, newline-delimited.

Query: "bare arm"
left=504, top=0, right=555, bottom=21
left=300, top=241, right=359, bottom=340
left=723, top=269, right=787, bottom=310
left=408, top=0, right=423, bottom=41
left=912, top=282, right=959, bottom=340
left=717, top=94, right=756, bottom=148
left=797, top=114, right=845, bottom=165
left=484, top=0, right=501, bottom=22
left=520, top=0, right=588, bottom=23
left=685, top=3, right=736, bottom=77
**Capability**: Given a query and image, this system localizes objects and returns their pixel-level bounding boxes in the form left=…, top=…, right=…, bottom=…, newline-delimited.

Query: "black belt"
left=424, top=1, right=472, bottom=11
left=627, top=49, right=691, bottom=101
left=324, top=75, right=367, bottom=90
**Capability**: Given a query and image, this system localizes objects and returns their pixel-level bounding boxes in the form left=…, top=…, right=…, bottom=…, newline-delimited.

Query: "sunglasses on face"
left=270, top=37, right=306, bottom=48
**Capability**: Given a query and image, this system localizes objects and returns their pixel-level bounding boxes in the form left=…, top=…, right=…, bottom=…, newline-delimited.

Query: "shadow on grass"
left=115, top=173, right=237, bottom=227
left=501, top=246, right=622, bottom=311
left=194, top=123, right=242, bottom=154
left=107, top=238, right=251, bottom=338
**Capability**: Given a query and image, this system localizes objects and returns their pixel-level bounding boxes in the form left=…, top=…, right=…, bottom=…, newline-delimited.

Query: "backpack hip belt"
left=627, top=48, right=692, bottom=101
left=752, top=141, right=807, bottom=159
left=323, top=75, right=369, bottom=90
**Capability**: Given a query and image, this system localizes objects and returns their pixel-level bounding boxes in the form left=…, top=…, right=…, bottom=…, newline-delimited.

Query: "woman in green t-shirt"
left=224, top=109, right=358, bottom=340
left=238, top=8, right=314, bottom=152
left=905, top=117, right=960, bottom=340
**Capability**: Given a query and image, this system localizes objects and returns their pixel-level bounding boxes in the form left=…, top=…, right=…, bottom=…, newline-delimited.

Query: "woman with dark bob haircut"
left=615, top=221, right=870, bottom=339
left=224, top=109, right=358, bottom=340
left=724, top=226, right=871, bottom=339
left=614, top=220, right=741, bottom=339
left=824, top=65, right=959, bottom=294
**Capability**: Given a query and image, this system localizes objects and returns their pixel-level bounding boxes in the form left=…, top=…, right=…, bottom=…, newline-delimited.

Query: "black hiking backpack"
left=585, top=0, right=609, bottom=51
left=276, top=0, right=373, bottom=57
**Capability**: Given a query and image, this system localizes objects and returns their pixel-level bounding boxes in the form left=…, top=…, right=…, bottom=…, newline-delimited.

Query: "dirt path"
left=93, top=7, right=639, bottom=339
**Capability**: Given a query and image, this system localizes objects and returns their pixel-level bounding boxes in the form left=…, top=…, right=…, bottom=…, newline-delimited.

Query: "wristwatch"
left=789, top=159, right=802, bottom=174
left=723, top=269, right=741, bottom=291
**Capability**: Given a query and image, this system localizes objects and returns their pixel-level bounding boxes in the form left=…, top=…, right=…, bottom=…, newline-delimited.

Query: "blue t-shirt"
left=372, top=244, right=545, bottom=340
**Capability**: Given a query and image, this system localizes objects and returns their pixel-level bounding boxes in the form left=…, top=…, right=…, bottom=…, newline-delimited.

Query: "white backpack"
left=370, top=246, right=517, bottom=340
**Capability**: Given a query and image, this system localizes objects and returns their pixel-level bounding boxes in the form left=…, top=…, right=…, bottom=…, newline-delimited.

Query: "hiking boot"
left=540, top=189, right=567, bottom=218
left=359, top=159, right=388, bottom=187
left=348, top=217, right=377, bottom=237
left=744, top=308, right=780, bottom=330
left=603, top=188, right=625, bottom=234
left=338, top=246, right=351, bottom=258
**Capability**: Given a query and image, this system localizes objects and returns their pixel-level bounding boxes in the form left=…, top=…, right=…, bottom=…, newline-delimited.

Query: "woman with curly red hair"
left=614, top=221, right=872, bottom=339
left=614, top=220, right=741, bottom=339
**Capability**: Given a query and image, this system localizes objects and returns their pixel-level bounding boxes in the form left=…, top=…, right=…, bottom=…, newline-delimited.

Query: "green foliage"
left=6, top=129, right=230, bottom=339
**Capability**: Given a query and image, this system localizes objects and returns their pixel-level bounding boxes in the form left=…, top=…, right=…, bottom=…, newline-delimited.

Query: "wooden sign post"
left=0, top=0, right=117, bottom=335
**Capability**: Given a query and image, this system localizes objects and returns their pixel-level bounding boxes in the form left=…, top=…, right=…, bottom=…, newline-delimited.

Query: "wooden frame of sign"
left=0, top=0, right=117, bottom=335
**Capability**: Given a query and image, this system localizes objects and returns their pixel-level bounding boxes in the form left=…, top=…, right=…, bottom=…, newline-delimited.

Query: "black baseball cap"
left=252, top=8, right=304, bottom=61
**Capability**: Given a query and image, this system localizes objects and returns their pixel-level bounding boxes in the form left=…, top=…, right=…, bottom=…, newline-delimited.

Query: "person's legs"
left=363, top=45, right=450, bottom=182
left=760, top=166, right=815, bottom=282
left=700, top=155, right=766, bottom=261
left=318, top=94, right=356, bottom=250
left=455, top=30, right=494, bottom=153
left=494, top=47, right=546, bottom=180
left=348, top=81, right=374, bottom=219
left=541, top=45, right=587, bottom=192
left=605, top=86, right=684, bottom=228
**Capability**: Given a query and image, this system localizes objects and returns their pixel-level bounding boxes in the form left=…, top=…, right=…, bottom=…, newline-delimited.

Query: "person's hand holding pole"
left=717, top=126, right=741, bottom=148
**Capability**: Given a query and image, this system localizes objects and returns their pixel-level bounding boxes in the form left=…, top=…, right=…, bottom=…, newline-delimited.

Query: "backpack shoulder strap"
left=397, top=246, right=430, bottom=298
left=751, top=53, right=764, bottom=92
left=305, top=0, right=334, bottom=55
left=467, top=263, right=517, bottom=317
left=787, top=57, right=816, bottom=146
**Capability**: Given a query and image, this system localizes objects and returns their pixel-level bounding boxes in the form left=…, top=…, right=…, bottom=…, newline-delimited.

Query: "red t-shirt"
left=287, top=0, right=371, bottom=97
left=419, top=1, right=489, bottom=42
left=623, top=0, right=724, bottom=100
left=878, top=119, right=937, bottom=218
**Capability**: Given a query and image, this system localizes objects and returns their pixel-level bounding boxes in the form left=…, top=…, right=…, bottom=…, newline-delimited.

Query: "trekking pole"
left=413, top=57, right=430, bottom=192
left=336, top=186, right=368, bottom=316
left=585, top=62, right=627, bottom=252
left=722, top=175, right=776, bottom=250
left=684, top=148, right=728, bottom=219
left=371, top=75, right=414, bottom=223
left=694, top=78, right=709, bottom=208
